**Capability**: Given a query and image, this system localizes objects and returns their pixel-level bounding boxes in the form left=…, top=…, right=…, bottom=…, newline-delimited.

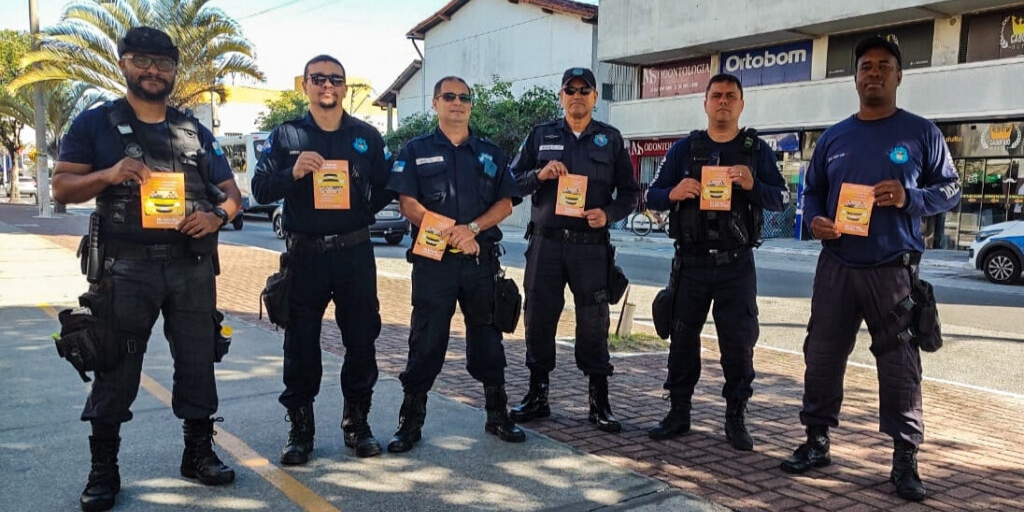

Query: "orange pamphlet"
left=412, top=211, right=456, bottom=261
left=140, top=172, right=185, bottom=229
left=313, top=160, right=350, bottom=210
left=835, top=183, right=875, bottom=237
left=555, top=174, right=588, bottom=217
left=700, top=166, right=732, bottom=211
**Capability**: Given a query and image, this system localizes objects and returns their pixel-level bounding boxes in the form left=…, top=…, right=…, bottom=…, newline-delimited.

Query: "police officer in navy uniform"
left=780, top=37, right=960, bottom=502
left=645, top=74, right=788, bottom=450
left=53, top=27, right=241, bottom=512
left=252, top=55, right=393, bottom=463
left=508, top=67, right=640, bottom=433
left=386, top=76, right=525, bottom=453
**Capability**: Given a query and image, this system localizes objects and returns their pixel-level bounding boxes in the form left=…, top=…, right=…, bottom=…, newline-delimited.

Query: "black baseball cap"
left=561, top=67, right=597, bottom=89
left=854, top=35, right=902, bottom=69
left=118, top=26, right=179, bottom=63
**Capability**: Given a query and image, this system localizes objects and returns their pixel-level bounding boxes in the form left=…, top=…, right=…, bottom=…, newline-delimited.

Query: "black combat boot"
left=387, top=392, right=428, bottom=453
left=280, top=404, right=315, bottom=465
left=484, top=385, right=527, bottom=443
left=342, top=397, right=383, bottom=458
left=180, top=418, right=235, bottom=485
left=891, top=440, right=926, bottom=501
left=648, top=394, right=690, bottom=441
left=80, top=436, right=120, bottom=512
left=509, top=372, right=550, bottom=423
left=780, top=425, right=832, bottom=473
left=587, top=374, right=621, bottom=433
left=725, top=400, right=754, bottom=451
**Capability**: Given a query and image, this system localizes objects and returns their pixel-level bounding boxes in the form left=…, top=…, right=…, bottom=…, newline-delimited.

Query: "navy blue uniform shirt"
left=59, top=104, right=232, bottom=183
left=510, top=119, right=640, bottom=230
left=646, top=132, right=788, bottom=213
left=251, top=112, right=393, bottom=236
left=802, top=109, right=961, bottom=267
left=387, top=128, right=521, bottom=245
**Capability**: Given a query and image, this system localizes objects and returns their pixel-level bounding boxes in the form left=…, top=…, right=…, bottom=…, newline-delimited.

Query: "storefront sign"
left=965, top=8, right=1024, bottom=62
left=941, top=122, right=1024, bottom=158
left=826, top=22, right=934, bottom=77
left=629, top=139, right=679, bottom=157
left=760, top=132, right=800, bottom=152
left=641, top=57, right=712, bottom=98
left=720, top=40, right=812, bottom=87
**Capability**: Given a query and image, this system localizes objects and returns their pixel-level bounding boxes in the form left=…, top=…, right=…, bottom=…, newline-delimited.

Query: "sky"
left=2, top=0, right=526, bottom=96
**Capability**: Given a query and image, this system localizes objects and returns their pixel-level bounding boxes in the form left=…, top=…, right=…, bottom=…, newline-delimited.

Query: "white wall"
left=398, top=0, right=595, bottom=120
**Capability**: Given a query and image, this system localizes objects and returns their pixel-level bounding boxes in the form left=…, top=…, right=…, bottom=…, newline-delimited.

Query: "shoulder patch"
left=384, top=145, right=392, bottom=161
left=211, top=140, right=224, bottom=157
left=263, top=133, right=274, bottom=154
left=479, top=153, right=497, bottom=178
left=392, top=160, right=406, bottom=173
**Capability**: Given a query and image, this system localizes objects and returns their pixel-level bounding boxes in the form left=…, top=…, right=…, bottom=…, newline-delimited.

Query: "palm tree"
left=9, top=0, right=264, bottom=109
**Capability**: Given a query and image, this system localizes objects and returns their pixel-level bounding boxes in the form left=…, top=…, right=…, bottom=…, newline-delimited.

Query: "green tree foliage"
left=8, top=0, right=264, bottom=109
left=383, top=77, right=560, bottom=159
left=0, top=30, right=33, bottom=186
left=256, top=90, right=309, bottom=132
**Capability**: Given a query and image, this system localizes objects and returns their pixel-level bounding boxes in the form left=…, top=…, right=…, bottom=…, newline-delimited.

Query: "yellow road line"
left=40, top=304, right=341, bottom=512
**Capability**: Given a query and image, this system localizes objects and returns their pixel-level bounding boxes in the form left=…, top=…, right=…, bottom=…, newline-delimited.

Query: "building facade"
left=600, top=0, right=1024, bottom=248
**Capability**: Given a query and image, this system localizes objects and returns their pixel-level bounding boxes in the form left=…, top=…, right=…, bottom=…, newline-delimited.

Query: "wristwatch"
left=468, top=221, right=480, bottom=235
left=211, top=207, right=229, bottom=227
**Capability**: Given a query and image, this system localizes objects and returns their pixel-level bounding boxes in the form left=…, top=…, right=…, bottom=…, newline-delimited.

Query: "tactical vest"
left=274, top=120, right=374, bottom=224
left=96, top=99, right=216, bottom=251
left=668, top=128, right=764, bottom=251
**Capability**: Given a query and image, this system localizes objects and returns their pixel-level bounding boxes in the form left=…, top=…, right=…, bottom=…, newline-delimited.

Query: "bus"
left=217, top=132, right=277, bottom=225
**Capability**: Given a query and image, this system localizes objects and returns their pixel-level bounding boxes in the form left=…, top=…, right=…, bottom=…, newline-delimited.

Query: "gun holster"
left=491, top=245, right=522, bottom=334
left=652, top=256, right=681, bottom=340
left=54, top=286, right=125, bottom=382
left=260, top=253, right=293, bottom=329
left=606, top=245, right=629, bottom=305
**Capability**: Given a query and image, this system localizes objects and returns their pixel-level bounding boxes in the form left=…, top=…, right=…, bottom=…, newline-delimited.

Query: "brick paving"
left=22, top=207, right=1024, bottom=512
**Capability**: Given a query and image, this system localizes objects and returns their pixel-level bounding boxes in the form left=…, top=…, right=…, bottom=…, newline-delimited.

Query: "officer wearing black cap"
left=780, top=36, right=960, bottom=503
left=508, top=67, right=640, bottom=433
left=385, top=75, right=525, bottom=453
left=645, top=73, right=788, bottom=450
left=251, top=54, right=393, bottom=463
left=53, top=25, right=241, bottom=512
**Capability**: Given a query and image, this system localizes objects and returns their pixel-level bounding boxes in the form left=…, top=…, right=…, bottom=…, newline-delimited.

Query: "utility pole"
left=29, top=0, right=52, bottom=217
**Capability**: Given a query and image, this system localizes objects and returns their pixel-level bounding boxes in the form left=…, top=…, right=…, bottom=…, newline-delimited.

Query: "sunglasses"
left=127, top=54, right=176, bottom=72
left=562, top=86, right=593, bottom=96
left=308, top=73, right=346, bottom=87
left=436, top=92, right=473, bottom=103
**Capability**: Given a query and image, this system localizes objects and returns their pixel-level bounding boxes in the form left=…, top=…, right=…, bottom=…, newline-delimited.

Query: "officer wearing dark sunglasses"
left=508, top=67, right=640, bottom=433
left=385, top=76, right=525, bottom=453
left=251, top=54, right=394, bottom=464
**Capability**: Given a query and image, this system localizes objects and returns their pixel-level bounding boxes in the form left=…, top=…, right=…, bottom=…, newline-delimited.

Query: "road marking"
left=39, top=304, right=342, bottom=512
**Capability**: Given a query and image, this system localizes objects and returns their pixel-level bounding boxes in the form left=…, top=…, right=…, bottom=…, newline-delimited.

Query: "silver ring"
left=889, top=193, right=893, bottom=200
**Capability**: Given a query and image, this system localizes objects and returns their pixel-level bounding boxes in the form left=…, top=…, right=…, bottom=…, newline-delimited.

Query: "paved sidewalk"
left=2, top=204, right=1022, bottom=511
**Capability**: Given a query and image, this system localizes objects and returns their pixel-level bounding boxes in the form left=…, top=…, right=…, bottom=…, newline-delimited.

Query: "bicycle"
left=630, top=209, right=670, bottom=236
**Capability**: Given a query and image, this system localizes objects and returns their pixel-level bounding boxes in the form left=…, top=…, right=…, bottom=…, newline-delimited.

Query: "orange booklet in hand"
left=140, top=172, right=185, bottom=229
left=555, top=174, right=587, bottom=217
left=313, top=160, right=350, bottom=210
left=835, top=183, right=875, bottom=237
left=412, top=211, right=455, bottom=261
left=700, top=166, right=732, bottom=211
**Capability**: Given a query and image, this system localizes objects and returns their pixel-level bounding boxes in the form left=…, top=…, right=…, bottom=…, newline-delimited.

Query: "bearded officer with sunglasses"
left=252, top=54, right=394, bottom=463
left=508, top=67, right=640, bottom=433
left=53, top=27, right=241, bottom=512
left=385, top=76, right=525, bottom=453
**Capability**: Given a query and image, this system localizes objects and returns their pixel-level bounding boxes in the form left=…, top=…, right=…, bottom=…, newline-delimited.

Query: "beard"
left=318, top=97, right=339, bottom=110
left=126, top=74, right=174, bottom=101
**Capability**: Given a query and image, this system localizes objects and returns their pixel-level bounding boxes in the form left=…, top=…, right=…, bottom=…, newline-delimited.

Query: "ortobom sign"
left=720, top=40, right=813, bottom=87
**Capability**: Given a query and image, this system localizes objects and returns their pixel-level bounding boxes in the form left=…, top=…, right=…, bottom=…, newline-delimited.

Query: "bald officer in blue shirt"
left=385, top=76, right=525, bottom=453
left=780, top=37, right=960, bottom=503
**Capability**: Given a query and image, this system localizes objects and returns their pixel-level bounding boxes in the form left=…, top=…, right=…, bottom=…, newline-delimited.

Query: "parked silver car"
left=272, top=201, right=409, bottom=245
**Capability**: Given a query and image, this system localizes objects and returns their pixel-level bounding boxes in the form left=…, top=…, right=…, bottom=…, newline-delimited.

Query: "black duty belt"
left=534, top=226, right=609, bottom=245
left=677, top=247, right=751, bottom=268
left=879, top=252, right=922, bottom=268
left=106, top=242, right=194, bottom=261
left=288, top=227, right=370, bottom=253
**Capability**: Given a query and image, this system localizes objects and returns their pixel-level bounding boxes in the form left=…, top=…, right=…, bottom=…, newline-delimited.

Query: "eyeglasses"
left=308, top=73, right=346, bottom=87
left=436, top=92, right=473, bottom=103
left=562, top=86, right=593, bottom=96
left=127, top=54, right=176, bottom=72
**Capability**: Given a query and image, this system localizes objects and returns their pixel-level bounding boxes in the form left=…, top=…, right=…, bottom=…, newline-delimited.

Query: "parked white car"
left=968, top=220, right=1024, bottom=285
left=5, top=176, right=36, bottom=197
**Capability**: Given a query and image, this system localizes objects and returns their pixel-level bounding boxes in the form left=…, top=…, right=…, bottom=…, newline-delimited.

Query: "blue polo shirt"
left=802, top=109, right=961, bottom=266
left=387, top=128, right=521, bottom=244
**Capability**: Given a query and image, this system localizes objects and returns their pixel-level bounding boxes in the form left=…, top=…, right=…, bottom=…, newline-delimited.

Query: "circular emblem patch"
left=594, top=134, right=608, bottom=147
left=353, top=137, right=368, bottom=154
left=889, top=146, right=909, bottom=164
